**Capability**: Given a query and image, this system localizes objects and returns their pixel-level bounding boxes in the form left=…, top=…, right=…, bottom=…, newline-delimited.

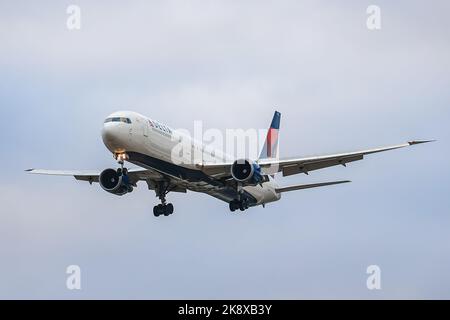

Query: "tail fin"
left=259, top=111, right=281, bottom=159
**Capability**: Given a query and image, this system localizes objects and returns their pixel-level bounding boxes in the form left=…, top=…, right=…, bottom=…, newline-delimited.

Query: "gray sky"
left=1, top=0, right=449, bottom=299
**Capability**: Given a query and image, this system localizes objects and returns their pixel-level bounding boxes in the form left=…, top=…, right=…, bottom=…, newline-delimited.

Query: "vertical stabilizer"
left=259, top=111, right=281, bottom=160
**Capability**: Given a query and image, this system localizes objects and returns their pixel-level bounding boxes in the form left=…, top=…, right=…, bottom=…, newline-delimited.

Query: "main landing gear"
left=153, top=203, right=174, bottom=217
left=153, top=180, right=174, bottom=217
left=229, top=183, right=250, bottom=212
left=229, top=199, right=250, bottom=212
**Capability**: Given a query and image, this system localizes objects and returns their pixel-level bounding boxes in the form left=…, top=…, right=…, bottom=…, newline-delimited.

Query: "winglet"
left=408, top=140, right=436, bottom=145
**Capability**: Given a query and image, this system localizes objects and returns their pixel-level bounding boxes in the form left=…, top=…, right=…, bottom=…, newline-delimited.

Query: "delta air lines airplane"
left=27, top=111, right=432, bottom=217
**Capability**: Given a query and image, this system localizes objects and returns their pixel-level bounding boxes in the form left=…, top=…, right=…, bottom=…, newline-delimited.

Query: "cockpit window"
left=104, top=117, right=132, bottom=124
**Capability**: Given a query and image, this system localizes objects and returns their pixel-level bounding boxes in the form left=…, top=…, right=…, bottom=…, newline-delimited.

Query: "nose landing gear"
left=113, top=153, right=134, bottom=193
left=114, top=153, right=129, bottom=174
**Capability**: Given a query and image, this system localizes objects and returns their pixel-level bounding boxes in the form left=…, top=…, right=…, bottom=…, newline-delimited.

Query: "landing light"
left=115, top=153, right=129, bottom=162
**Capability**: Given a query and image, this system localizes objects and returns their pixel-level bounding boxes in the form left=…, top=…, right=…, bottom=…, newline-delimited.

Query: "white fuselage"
left=101, top=111, right=281, bottom=206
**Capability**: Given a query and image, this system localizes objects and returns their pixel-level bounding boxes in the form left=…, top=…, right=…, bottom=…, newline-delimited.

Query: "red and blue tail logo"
left=259, top=111, right=281, bottom=159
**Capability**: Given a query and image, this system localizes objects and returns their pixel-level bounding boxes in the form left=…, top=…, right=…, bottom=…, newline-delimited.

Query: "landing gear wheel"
left=153, top=204, right=164, bottom=217
left=153, top=203, right=174, bottom=217
left=117, top=167, right=129, bottom=176
left=166, top=203, right=174, bottom=215
left=230, top=200, right=246, bottom=212
left=229, top=198, right=251, bottom=212
left=163, top=206, right=170, bottom=216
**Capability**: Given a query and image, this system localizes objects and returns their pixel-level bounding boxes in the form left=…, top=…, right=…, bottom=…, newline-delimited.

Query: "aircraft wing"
left=259, top=140, right=433, bottom=176
left=275, top=180, right=351, bottom=193
left=26, top=167, right=189, bottom=193
left=26, top=168, right=159, bottom=184
left=199, top=140, right=434, bottom=178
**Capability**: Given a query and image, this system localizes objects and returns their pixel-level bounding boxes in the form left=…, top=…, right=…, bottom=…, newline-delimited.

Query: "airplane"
left=27, top=110, right=433, bottom=217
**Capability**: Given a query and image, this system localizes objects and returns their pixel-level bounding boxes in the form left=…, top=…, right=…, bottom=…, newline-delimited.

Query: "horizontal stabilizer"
left=275, top=180, right=350, bottom=193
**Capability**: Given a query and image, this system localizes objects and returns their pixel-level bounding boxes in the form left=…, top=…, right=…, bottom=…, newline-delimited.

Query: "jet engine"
left=230, top=159, right=264, bottom=185
left=99, top=168, right=133, bottom=195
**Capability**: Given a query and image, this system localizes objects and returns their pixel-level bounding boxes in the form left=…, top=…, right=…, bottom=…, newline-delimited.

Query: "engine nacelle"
left=231, top=159, right=264, bottom=185
left=99, top=168, right=133, bottom=196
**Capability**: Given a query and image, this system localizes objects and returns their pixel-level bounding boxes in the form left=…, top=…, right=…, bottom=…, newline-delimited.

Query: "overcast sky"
left=1, top=0, right=449, bottom=299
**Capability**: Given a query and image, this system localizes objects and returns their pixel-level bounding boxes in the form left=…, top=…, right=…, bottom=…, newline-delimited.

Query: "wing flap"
left=281, top=154, right=363, bottom=177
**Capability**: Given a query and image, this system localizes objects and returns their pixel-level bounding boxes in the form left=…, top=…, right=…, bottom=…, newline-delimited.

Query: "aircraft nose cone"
left=102, top=123, right=127, bottom=152
left=101, top=125, right=116, bottom=144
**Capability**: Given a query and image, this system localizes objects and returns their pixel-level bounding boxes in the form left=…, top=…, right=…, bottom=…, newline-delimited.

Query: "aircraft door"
left=143, top=120, right=149, bottom=137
